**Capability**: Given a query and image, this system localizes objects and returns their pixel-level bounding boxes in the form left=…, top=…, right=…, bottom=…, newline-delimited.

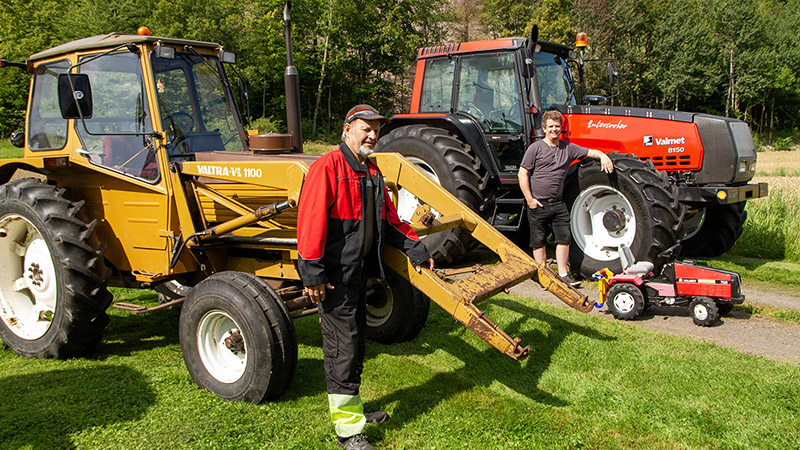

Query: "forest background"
left=0, top=0, right=798, bottom=147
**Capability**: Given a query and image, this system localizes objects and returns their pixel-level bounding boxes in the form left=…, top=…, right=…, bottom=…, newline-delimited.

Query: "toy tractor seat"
left=619, top=243, right=654, bottom=276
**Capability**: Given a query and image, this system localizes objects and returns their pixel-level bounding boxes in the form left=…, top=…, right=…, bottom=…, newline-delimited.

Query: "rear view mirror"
left=58, top=73, right=93, bottom=119
left=608, top=62, right=618, bottom=86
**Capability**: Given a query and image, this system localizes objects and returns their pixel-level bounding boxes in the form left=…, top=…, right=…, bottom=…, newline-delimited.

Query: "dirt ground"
left=510, top=277, right=800, bottom=366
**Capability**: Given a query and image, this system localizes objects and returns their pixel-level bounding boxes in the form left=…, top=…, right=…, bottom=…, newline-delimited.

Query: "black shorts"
left=527, top=198, right=571, bottom=248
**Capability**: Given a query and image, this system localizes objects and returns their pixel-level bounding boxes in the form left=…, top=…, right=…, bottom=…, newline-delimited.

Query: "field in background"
left=731, top=151, right=800, bottom=262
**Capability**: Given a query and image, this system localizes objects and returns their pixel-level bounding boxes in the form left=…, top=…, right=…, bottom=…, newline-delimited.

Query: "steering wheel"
left=464, top=101, right=495, bottom=132
left=165, top=112, right=195, bottom=155
left=165, top=112, right=195, bottom=136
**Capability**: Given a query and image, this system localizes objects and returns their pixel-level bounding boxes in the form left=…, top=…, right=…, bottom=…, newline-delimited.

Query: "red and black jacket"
left=297, top=143, right=430, bottom=287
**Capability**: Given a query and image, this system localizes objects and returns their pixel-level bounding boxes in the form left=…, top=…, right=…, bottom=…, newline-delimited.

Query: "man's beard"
left=355, top=145, right=374, bottom=158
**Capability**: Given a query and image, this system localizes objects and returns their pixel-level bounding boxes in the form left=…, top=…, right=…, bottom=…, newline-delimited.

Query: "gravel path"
left=510, top=277, right=800, bottom=365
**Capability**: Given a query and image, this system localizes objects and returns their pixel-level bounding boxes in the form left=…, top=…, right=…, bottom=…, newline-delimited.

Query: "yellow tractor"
left=0, top=11, right=590, bottom=403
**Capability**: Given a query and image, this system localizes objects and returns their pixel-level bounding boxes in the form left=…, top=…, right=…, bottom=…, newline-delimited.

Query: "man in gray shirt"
left=518, top=110, right=613, bottom=286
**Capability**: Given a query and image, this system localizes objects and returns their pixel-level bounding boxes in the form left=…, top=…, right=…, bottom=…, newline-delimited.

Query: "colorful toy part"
left=591, top=268, right=615, bottom=308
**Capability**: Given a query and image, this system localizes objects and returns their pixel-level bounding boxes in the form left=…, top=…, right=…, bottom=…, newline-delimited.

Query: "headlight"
left=738, top=161, right=747, bottom=173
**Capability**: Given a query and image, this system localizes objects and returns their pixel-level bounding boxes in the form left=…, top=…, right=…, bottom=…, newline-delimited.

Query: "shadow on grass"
left=0, top=365, right=155, bottom=449
left=94, top=296, right=182, bottom=360
left=369, top=298, right=613, bottom=431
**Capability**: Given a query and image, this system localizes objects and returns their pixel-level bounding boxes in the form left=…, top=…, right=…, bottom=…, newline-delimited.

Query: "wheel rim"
left=196, top=310, right=247, bottom=383
left=366, top=278, right=393, bottom=328
left=570, top=185, right=636, bottom=262
left=394, top=157, right=442, bottom=225
left=612, top=291, right=636, bottom=314
left=0, top=214, right=58, bottom=340
left=693, top=304, right=709, bottom=321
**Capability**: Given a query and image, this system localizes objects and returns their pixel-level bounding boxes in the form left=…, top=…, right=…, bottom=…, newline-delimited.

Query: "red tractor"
left=377, top=27, right=768, bottom=278
left=595, top=244, right=744, bottom=326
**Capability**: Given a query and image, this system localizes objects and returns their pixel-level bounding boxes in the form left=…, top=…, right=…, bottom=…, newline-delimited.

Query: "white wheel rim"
left=394, top=157, right=442, bottom=226
left=366, top=278, right=393, bottom=328
left=0, top=214, right=58, bottom=340
left=612, top=291, right=636, bottom=314
left=570, top=185, right=636, bottom=262
left=196, top=310, right=247, bottom=383
left=693, top=304, right=709, bottom=321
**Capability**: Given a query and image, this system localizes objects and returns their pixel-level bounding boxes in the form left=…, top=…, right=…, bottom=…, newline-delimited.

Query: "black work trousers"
left=319, top=282, right=367, bottom=395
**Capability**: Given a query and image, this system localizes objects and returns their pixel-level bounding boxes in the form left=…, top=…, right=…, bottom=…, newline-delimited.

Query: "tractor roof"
left=417, top=37, right=572, bottom=59
left=31, top=33, right=221, bottom=61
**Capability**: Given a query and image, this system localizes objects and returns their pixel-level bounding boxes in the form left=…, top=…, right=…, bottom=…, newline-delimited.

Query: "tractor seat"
left=619, top=244, right=654, bottom=276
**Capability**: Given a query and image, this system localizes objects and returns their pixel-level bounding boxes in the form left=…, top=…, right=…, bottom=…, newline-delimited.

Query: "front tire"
left=179, top=272, right=297, bottom=403
left=690, top=297, right=719, bottom=327
left=680, top=203, right=746, bottom=257
left=378, top=125, right=488, bottom=264
left=0, top=178, right=112, bottom=358
left=564, top=154, right=683, bottom=278
left=366, top=268, right=429, bottom=344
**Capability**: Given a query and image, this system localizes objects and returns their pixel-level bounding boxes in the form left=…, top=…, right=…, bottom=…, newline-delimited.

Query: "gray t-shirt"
left=520, top=140, right=589, bottom=199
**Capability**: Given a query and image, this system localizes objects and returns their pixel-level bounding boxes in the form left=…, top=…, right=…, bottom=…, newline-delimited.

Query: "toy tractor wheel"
left=366, top=268, right=429, bottom=343
left=179, top=272, right=297, bottom=403
left=690, top=297, right=719, bottom=326
left=564, top=154, right=684, bottom=278
left=378, top=125, right=487, bottom=264
left=716, top=301, right=734, bottom=316
left=0, top=178, right=112, bottom=358
left=606, top=283, right=646, bottom=320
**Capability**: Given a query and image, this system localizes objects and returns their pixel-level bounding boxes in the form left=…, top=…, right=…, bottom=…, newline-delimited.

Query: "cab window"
left=419, top=58, right=455, bottom=113
left=28, top=60, right=70, bottom=150
left=75, top=52, right=158, bottom=181
left=456, top=53, right=522, bottom=134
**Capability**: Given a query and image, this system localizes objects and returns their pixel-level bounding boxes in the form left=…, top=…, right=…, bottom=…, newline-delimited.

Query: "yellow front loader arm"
left=374, top=153, right=592, bottom=360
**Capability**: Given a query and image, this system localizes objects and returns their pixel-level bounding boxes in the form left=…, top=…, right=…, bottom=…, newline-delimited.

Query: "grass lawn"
left=2, top=288, right=799, bottom=449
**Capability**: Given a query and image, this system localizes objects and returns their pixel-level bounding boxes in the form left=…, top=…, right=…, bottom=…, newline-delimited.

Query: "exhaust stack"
left=283, top=2, right=303, bottom=152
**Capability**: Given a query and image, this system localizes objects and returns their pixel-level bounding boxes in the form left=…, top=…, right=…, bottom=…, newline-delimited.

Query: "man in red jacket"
left=297, top=104, right=434, bottom=450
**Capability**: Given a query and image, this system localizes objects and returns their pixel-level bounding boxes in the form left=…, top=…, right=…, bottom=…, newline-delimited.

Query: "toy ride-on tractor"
left=594, top=244, right=745, bottom=326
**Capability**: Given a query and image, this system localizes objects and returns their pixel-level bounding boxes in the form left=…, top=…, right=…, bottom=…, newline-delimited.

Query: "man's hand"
left=527, top=197, right=543, bottom=209
left=304, top=283, right=334, bottom=304
left=599, top=153, right=614, bottom=173
left=588, top=149, right=614, bottom=174
left=415, top=257, right=435, bottom=273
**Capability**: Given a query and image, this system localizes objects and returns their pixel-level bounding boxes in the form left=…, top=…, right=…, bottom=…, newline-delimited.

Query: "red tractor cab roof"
left=416, top=37, right=573, bottom=59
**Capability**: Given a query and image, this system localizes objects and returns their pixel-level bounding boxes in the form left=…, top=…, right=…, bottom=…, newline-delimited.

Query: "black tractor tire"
left=179, top=272, right=297, bottom=403
left=690, top=297, right=719, bottom=327
left=0, top=178, right=112, bottom=358
left=606, top=283, right=646, bottom=321
left=679, top=203, right=746, bottom=257
left=564, top=153, right=684, bottom=278
left=366, top=268, right=430, bottom=344
left=377, top=125, right=488, bottom=264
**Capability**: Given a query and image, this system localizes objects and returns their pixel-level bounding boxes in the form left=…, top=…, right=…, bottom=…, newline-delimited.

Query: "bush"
left=249, top=116, right=284, bottom=134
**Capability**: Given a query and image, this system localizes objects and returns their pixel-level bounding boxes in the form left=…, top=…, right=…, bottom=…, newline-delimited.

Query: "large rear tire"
left=377, top=125, right=488, bottom=264
left=179, top=272, right=297, bottom=403
left=564, top=154, right=683, bottom=278
left=679, top=203, right=746, bottom=257
left=0, top=178, right=112, bottom=358
left=366, top=268, right=429, bottom=344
